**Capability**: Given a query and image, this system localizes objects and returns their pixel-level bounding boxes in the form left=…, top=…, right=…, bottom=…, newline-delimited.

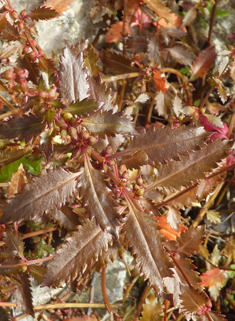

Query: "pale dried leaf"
left=182, top=8, right=197, bottom=27
left=135, top=93, right=149, bottom=104
left=59, top=46, right=89, bottom=103
left=82, top=110, right=137, bottom=137
left=206, top=210, right=221, bottom=224
left=218, top=56, right=229, bottom=77
left=204, top=114, right=224, bottom=128
left=154, top=91, right=167, bottom=118
left=173, top=95, right=183, bottom=117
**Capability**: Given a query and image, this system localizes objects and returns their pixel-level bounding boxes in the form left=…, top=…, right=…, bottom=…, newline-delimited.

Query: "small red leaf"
left=44, top=0, right=72, bottom=15
left=199, top=268, right=225, bottom=288
left=153, top=70, right=167, bottom=93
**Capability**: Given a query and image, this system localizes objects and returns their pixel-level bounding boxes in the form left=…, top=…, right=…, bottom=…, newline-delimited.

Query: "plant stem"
left=0, top=92, right=16, bottom=111
left=101, top=72, right=143, bottom=83
left=0, top=255, right=56, bottom=268
left=34, top=303, right=114, bottom=310
left=101, top=266, right=116, bottom=316
left=208, top=0, right=218, bottom=45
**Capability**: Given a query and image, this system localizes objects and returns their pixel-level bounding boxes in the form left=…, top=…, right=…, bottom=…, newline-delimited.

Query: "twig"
left=101, top=266, right=116, bottom=316
left=208, top=0, right=218, bottom=45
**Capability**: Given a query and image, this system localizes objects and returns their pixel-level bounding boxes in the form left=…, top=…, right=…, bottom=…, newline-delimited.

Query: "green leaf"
left=0, top=156, right=42, bottom=183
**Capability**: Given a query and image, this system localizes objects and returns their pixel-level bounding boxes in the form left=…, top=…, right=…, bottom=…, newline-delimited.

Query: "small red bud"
left=89, top=136, right=98, bottom=145
left=23, top=46, right=30, bottom=54
left=10, top=10, right=18, bottom=20
left=1, top=69, right=16, bottom=80
left=20, top=9, right=27, bottom=18
left=81, top=131, right=90, bottom=140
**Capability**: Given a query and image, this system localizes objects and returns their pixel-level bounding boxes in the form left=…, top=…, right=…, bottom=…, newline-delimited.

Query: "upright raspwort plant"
left=0, top=0, right=235, bottom=320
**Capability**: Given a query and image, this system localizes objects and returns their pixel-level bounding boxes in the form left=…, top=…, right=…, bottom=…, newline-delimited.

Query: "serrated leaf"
left=124, top=125, right=210, bottom=164
left=82, top=110, right=137, bottom=137
left=175, top=253, right=202, bottom=289
left=44, top=0, right=72, bottom=14
left=89, top=77, right=117, bottom=112
left=0, top=114, right=45, bottom=143
left=3, top=227, right=24, bottom=259
left=182, top=8, right=197, bottom=27
left=65, top=99, right=101, bottom=116
left=177, top=225, right=205, bottom=255
left=101, top=49, right=139, bottom=74
left=121, top=193, right=173, bottom=292
left=27, top=6, right=60, bottom=21
left=135, top=93, right=149, bottom=104
left=42, top=219, right=113, bottom=286
left=0, top=19, right=20, bottom=41
left=143, top=0, right=176, bottom=26
left=1, top=168, right=80, bottom=224
left=59, top=46, right=89, bottom=104
left=204, top=114, right=224, bottom=128
left=206, top=210, right=221, bottom=224
left=218, top=56, right=229, bottom=77
left=77, top=154, right=120, bottom=237
left=126, top=35, right=148, bottom=52
left=48, top=207, right=80, bottom=230
left=180, top=285, right=208, bottom=314
left=92, top=239, right=123, bottom=273
left=217, top=82, right=227, bottom=104
left=154, top=91, right=167, bottom=118
left=12, top=274, right=34, bottom=317
left=29, top=265, right=47, bottom=283
left=166, top=46, right=194, bottom=67
left=166, top=174, right=223, bottom=209
left=173, top=95, right=182, bottom=117
left=199, top=268, right=225, bottom=288
left=206, top=311, right=227, bottom=321
left=191, top=46, right=216, bottom=79
left=140, top=292, right=162, bottom=321
left=122, top=150, right=149, bottom=169
left=0, top=148, right=31, bottom=167
left=166, top=205, right=181, bottom=230
left=147, top=140, right=231, bottom=192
